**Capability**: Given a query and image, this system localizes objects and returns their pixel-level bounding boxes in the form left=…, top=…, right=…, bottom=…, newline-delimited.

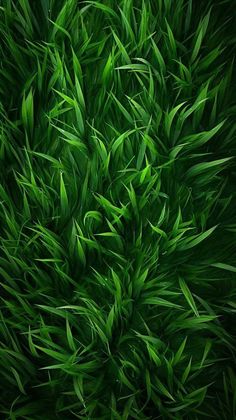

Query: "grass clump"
left=0, top=0, right=236, bottom=418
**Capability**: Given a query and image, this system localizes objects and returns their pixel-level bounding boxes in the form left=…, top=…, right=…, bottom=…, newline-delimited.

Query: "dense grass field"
left=0, top=0, right=236, bottom=418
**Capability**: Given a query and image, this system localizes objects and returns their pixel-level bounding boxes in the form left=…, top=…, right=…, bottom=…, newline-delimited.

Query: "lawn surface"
left=0, top=0, right=236, bottom=419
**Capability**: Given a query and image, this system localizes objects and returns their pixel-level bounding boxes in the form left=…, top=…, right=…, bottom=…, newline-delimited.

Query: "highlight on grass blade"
left=22, top=89, right=34, bottom=135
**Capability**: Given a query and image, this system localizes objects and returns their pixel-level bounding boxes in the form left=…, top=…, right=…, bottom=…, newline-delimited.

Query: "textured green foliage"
left=0, top=0, right=236, bottom=418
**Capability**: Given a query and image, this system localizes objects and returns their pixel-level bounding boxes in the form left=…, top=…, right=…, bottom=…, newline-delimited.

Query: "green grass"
left=0, top=0, right=236, bottom=418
